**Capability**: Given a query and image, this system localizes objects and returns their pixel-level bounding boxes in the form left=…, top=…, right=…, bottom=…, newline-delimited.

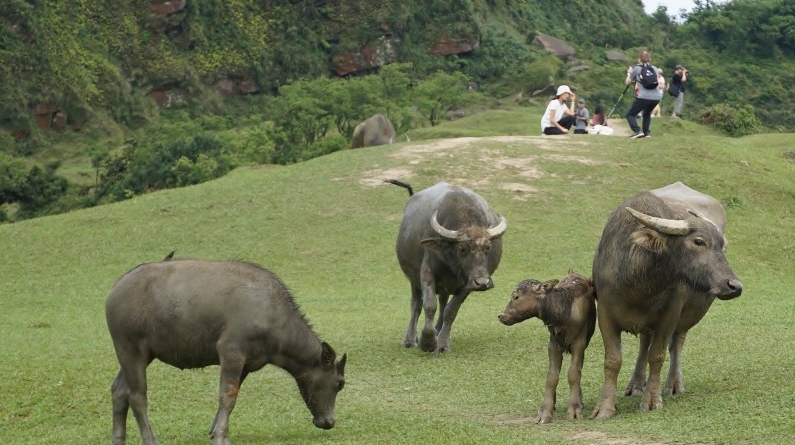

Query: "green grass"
left=1, top=110, right=794, bottom=445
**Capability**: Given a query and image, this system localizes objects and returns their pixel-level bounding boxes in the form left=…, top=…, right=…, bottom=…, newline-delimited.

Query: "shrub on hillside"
left=697, top=103, right=761, bottom=137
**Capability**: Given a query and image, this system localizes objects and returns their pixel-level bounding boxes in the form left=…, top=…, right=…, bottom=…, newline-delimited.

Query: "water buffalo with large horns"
left=105, top=257, right=347, bottom=445
left=590, top=184, right=742, bottom=419
left=388, top=180, right=507, bottom=353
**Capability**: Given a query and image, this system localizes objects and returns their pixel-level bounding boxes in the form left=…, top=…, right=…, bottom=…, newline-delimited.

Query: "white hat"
left=556, top=85, right=572, bottom=96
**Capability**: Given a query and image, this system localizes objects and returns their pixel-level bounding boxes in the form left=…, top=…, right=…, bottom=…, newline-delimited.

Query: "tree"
left=414, top=71, right=471, bottom=127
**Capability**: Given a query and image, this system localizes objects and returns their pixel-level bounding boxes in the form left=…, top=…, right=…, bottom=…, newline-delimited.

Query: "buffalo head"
left=421, top=211, right=507, bottom=291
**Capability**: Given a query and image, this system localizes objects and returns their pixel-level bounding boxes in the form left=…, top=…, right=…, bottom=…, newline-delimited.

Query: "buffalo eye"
left=338, top=381, right=345, bottom=391
left=693, top=237, right=707, bottom=247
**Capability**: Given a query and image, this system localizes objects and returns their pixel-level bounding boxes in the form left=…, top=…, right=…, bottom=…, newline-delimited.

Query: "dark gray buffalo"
left=351, top=113, right=396, bottom=148
left=590, top=184, right=742, bottom=419
left=105, top=258, right=347, bottom=445
left=624, top=182, right=730, bottom=398
left=389, top=180, right=507, bottom=353
left=498, top=271, right=596, bottom=423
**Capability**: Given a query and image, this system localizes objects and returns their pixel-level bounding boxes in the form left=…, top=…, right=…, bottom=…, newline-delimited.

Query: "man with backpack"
left=625, top=50, right=662, bottom=138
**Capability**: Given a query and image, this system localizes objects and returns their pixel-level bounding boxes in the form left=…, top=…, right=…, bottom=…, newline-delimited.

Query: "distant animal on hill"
left=351, top=113, right=396, bottom=148
left=105, top=257, right=347, bottom=445
left=590, top=184, right=742, bottom=420
left=388, top=180, right=507, bottom=353
left=499, top=271, right=596, bottom=423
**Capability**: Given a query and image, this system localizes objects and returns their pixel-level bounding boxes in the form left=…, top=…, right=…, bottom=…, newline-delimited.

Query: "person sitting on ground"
left=573, top=98, right=590, bottom=134
left=540, top=85, right=576, bottom=135
left=590, top=104, right=608, bottom=127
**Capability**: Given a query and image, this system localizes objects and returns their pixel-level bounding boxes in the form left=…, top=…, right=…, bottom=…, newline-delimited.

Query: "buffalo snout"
left=470, top=276, right=494, bottom=291
left=717, top=278, right=743, bottom=300
left=498, top=311, right=518, bottom=325
left=313, top=416, right=335, bottom=429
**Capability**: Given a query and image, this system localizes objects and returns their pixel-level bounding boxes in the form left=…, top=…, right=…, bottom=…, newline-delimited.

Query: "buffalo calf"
left=499, top=271, right=596, bottom=423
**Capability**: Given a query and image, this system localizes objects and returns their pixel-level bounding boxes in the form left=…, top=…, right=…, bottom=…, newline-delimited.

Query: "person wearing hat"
left=540, top=85, right=577, bottom=135
left=573, top=97, right=590, bottom=134
left=670, top=64, right=688, bottom=118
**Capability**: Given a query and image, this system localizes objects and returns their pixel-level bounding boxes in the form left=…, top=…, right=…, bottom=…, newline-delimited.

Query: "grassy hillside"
left=1, top=108, right=794, bottom=444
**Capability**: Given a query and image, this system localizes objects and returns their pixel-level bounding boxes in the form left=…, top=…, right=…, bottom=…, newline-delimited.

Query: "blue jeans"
left=626, top=98, right=660, bottom=135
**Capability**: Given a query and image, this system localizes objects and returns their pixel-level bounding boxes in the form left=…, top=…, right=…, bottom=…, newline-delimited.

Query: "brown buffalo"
left=590, top=186, right=742, bottom=419
left=499, top=272, right=596, bottom=423
left=389, top=180, right=507, bottom=353
left=351, top=113, right=396, bottom=148
left=105, top=258, right=347, bottom=445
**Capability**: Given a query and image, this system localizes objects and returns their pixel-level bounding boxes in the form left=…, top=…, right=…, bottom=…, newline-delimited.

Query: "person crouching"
left=541, top=85, right=576, bottom=135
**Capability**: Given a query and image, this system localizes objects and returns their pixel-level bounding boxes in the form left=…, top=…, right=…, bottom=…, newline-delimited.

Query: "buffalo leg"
left=639, top=329, right=670, bottom=412
left=664, top=332, right=687, bottom=395
left=566, top=340, right=587, bottom=420
left=110, top=370, right=129, bottom=445
left=534, top=337, right=561, bottom=424
left=435, top=291, right=469, bottom=353
left=402, top=285, right=423, bottom=348
left=435, top=294, right=449, bottom=334
left=210, top=349, right=247, bottom=445
left=624, top=331, right=652, bottom=396
left=116, top=351, right=159, bottom=445
left=418, top=264, right=438, bottom=352
left=591, top=313, right=621, bottom=420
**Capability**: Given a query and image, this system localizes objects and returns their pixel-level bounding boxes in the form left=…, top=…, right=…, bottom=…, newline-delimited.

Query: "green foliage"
left=697, top=103, right=761, bottom=137
left=414, top=71, right=472, bottom=126
left=95, top=134, right=236, bottom=201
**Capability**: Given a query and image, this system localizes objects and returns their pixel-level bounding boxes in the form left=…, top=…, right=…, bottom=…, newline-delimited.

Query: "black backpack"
left=637, top=63, right=659, bottom=90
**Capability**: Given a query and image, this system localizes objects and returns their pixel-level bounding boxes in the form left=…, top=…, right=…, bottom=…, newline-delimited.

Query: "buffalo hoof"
left=639, top=394, right=663, bottom=412
left=664, top=379, right=685, bottom=396
left=566, top=406, right=584, bottom=420
left=533, top=410, right=553, bottom=424
left=624, top=380, right=645, bottom=397
left=434, top=344, right=452, bottom=354
left=419, top=329, right=437, bottom=352
left=590, top=401, right=616, bottom=420
left=401, top=336, right=417, bottom=348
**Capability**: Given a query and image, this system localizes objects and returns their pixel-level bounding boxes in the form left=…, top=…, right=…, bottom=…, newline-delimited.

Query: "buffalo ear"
left=541, top=279, right=559, bottom=292
left=337, top=353, right=347, bottom=375
left=630, top=228, right=667, bottom=253
left=321, top=342, right=337, bottom=366
left=420, top=237, right=449, bottom=251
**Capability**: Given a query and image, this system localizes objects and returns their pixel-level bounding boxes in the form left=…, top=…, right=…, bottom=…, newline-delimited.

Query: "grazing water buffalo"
left=499, top=272, right=596, bottom=423
left=351, top=113, right=396, bottom=148
left=389, top=180, right=507, bottom=353
left=105, top=258, right=347, bottom=445
left=590, top=186, right=742, bottom=420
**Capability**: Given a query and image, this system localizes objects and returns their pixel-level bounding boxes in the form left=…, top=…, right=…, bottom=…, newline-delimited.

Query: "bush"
left=697, top=103, right=761, bottom=137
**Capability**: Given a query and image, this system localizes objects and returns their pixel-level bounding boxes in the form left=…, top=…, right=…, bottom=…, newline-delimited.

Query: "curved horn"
left=430, top=211, right=460, bottom=240
left=487, top=214, right=508, bottom=238
left=625, top=207, right=690, bottom=235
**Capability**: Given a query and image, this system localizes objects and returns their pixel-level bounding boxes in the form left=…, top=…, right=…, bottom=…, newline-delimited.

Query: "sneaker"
left=629, top=132, right=645, bottom=139
left=671, top=114, right=680, bottom=119
left=644, top=134, right=651, bottom=138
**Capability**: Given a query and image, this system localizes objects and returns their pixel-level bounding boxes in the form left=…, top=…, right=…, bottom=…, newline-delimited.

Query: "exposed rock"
left=430, top=37, right=479, bottom=57
left=533, top=33, right=575, bottom=61
left=51, top=111, right=68, bottom=131
left=150, top=0, right=187, bottom=16
left=148, top=87, right=185, bottom=108
left=215, top=77, right=260, bottom=96
left=606, top=50, right=630, bottom=62
left=331, top=36, right=398, bottom=76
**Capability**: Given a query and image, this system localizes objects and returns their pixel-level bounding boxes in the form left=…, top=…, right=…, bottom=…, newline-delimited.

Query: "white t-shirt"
left=540, top=99, right=571, bottom=132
